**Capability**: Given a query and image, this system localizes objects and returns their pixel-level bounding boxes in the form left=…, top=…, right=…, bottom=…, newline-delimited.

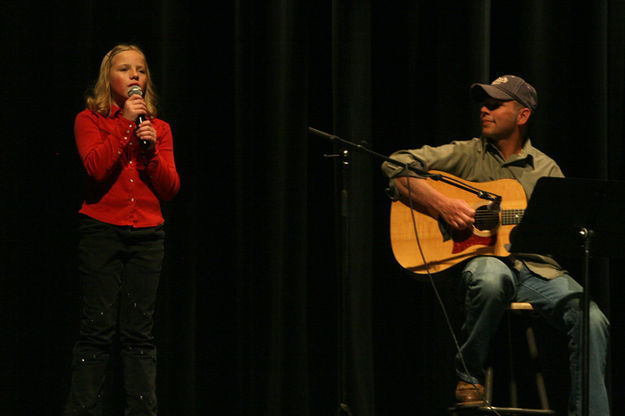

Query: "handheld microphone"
left=127, top=85, right=149, bottom=148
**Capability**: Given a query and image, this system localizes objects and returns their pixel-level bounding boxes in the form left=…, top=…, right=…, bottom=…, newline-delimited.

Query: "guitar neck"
left=501, top=209, right=524, bottom=225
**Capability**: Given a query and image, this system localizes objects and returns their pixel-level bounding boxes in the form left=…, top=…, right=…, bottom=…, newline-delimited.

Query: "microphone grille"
left=128, top=85, right=143, bottom=97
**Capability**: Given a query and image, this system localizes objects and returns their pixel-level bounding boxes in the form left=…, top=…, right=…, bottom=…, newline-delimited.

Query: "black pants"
left=65, top=217, right=165, bottom=416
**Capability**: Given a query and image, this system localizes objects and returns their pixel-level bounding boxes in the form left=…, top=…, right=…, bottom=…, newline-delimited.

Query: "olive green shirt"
left=381, top=137, right=566, bottom=278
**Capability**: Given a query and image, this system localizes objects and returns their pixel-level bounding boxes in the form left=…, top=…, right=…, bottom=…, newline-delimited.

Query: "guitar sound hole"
left=474, top=205, right=500, bottom=231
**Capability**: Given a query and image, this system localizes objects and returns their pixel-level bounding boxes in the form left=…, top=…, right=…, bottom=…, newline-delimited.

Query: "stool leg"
left=485, top=366, right=493, bottom=404
left=507, top=313, right=519, bottom=407
left=526, top=326, right=550, bottom=410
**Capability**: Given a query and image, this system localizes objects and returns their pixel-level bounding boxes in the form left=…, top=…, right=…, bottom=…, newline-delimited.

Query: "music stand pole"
left=508, top=175, right=625, bottom=416
left=580, top=228, right=593, bottom=416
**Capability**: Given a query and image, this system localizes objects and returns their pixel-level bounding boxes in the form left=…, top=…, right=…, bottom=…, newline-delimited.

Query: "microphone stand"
left=308, top=127, right=501, bottom=416
left=331, top=145, right=353, bottom=416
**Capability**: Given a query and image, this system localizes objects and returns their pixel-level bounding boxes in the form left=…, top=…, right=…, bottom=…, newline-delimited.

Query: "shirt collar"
left=110, top=104, right=123, bottom=118
left=480, top=136, right=536, bottom=167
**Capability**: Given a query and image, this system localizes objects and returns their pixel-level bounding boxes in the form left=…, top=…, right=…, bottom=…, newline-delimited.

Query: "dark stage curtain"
left=1, top=1, right=624, bottom=415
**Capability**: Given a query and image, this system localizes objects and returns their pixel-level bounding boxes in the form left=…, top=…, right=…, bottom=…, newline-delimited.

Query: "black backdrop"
left=2, top=1, right=625, bottom=415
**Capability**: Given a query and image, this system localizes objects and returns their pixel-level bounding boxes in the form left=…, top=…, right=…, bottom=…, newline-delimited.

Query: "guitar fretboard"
left=501, top=209, right=524, bottom=225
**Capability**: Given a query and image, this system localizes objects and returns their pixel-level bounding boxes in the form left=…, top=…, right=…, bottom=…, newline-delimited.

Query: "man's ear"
left=517, top=107, right=531, bottom=126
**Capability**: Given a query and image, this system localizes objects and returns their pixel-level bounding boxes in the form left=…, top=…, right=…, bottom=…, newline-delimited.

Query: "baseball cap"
left=471, top=75, right=537, bottom=112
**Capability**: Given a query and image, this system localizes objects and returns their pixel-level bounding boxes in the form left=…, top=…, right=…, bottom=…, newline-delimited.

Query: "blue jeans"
left=456, top=256, right=609, bottom=416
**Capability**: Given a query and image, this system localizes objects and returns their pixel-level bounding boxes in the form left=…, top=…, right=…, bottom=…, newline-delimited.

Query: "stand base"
left=336, top=402, right=353, bottom=415
left=448, top=405, right=555, bottom=415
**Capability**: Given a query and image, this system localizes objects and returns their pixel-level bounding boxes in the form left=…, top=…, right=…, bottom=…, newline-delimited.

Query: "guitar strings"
left=404, top=177, right=502, bottom=415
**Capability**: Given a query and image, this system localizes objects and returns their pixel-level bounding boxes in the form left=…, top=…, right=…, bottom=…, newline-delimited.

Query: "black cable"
left=404, top=176, right=501, bottom=415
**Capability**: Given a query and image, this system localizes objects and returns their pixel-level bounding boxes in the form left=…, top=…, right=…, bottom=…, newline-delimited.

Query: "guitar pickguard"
left=452, top=233, right=497, bottom=253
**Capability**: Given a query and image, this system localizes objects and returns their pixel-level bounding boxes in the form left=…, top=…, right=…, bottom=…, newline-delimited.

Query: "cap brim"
left=471, top=83, right=514, bottom=102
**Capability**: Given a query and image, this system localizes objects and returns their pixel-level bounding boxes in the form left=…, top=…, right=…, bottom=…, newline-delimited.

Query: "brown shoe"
left=455, top=380, right=485, bottom=406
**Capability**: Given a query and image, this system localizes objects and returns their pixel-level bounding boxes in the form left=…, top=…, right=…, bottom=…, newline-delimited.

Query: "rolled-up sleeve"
left=381, top=139, right=482, bottom=199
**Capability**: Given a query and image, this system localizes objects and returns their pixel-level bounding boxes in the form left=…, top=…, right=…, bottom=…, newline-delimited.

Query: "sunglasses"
left=482, top=99, right=508, bottom=111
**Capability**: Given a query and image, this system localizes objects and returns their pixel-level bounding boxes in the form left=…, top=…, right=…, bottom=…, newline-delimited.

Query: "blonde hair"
left=86, top=44, right=158, bottom=117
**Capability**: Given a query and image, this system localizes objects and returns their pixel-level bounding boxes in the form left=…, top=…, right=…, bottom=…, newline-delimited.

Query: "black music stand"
left=509, top=176, right=625, bottom=416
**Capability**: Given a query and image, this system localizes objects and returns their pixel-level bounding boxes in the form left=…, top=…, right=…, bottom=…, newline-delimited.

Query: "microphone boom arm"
left=307, top=127, right=502, bottom=202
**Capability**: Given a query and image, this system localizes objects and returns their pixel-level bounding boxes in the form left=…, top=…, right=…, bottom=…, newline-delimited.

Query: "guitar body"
left=390, top=171, right=527, bottom=275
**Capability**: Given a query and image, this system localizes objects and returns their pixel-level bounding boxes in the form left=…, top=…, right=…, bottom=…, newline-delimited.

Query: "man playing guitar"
left=381, top=75, right=609, bottom=415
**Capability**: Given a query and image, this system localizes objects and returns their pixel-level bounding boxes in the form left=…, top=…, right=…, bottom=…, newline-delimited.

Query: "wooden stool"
left=449, top=303, right=555, bottom=416
left=448, top=406, right=554, bottom=415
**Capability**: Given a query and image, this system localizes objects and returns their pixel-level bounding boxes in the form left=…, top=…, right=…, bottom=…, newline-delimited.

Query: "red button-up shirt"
left=75, top=106, right=180, bottom=227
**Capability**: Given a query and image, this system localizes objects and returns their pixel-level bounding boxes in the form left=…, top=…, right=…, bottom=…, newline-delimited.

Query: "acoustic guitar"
left=390, top=171, right=526, bottom=275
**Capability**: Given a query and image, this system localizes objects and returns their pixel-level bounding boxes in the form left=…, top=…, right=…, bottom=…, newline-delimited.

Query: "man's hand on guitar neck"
left=396, top=176, right=476, bottom=231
